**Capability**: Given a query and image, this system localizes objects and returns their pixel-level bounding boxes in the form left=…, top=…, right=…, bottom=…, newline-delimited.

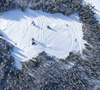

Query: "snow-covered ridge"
left=0, top=9, right=85, bottom=69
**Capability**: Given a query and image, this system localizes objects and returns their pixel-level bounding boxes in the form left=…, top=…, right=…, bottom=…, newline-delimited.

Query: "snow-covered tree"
left=0, top=0, right=82, bottom=15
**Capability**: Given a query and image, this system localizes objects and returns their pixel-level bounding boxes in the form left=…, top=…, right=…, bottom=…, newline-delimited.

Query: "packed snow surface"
left=0, top=9, right=85, bottom=69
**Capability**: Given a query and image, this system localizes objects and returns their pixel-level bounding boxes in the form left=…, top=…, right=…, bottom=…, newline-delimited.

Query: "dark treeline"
left=0, top=0, right=16, bottom=12
left=79, top=4, right=100, bottom=89
left=79, top=4, right=100, bottom=44
left=0, top=0, right=82, bottom=15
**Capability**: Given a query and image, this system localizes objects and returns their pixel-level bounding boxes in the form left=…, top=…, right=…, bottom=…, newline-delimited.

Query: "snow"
left=0, top=9, right=85, bottom=69
left=84, top=0, right=100, bottom=21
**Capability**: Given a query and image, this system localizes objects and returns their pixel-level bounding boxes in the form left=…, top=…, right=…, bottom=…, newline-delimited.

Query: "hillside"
left=0, top=0, right=100, bottom=90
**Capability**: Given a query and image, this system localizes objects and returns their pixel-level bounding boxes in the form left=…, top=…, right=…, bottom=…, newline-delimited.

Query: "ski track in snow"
left=0, top=9, right=85, bottom=69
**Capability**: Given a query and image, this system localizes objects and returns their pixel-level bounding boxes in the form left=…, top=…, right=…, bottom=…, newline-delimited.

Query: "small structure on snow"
left=75, top=39, right=77, bottom=42
left=32, top=21, right=35, bottom=26
left=47, top=25, right=51, bottom=29
left=66, top=24, right=69, bottom=27
left=32, top=38, right=35, bottom=45
left=33, top=23, right=35, bottom=26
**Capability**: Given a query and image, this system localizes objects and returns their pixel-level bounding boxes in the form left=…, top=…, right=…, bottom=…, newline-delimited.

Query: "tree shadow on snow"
left=48, top=28, right=57, bottom=32
left=0, top=8, right=80, bottom=23
left=0, top=30, right=14, bottom=43
left=35, top=25, right=43, bottom=30
left=0, top=30, right=27, bottom=69
left=0, top=9, right=38, bottom=21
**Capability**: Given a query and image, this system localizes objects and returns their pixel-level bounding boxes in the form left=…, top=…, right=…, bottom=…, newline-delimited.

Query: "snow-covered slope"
left=84, top=0, right=100, bottom=20
left=0, top=9, right=85, bottom=69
